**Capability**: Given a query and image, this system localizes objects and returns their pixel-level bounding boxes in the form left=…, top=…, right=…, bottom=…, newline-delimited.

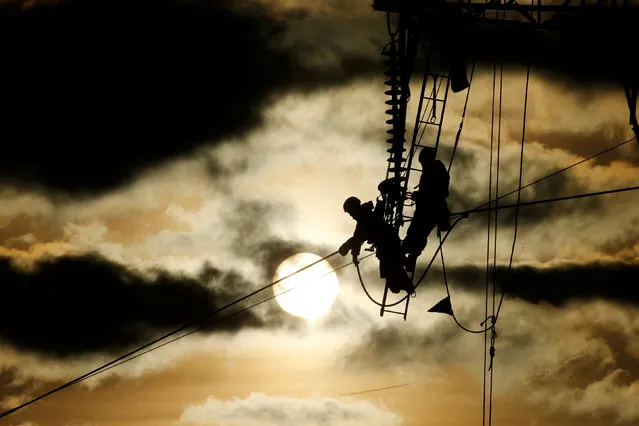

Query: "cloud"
left=440, top=260, right=639, bottom=306
left=0, top=0, right=387, bottom=197
left=339, top=293, right=639, bottom=421
left=0, top=254, right=265, bottom=356
left=180, top=392, right=402, bottom=426
left=1, top=0, right=637, bottom=198
left=0, top=0, right=293, bottom=196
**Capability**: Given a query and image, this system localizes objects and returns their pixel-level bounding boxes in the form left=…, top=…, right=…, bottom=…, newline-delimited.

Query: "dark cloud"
left=0, top=0, right=389, bottom=197
left=509, top=126, right=636, bottom=166
left=3, top=0, right=635, bottom=196
left=440, top=261, right=639, bottom=306
left=0, top=0, right=293, bottom=196
left=273, top=7, right=386, bottom=89
left=0, top=254, right=265, bottom=357
left=439, top=6, right=639, bottom=87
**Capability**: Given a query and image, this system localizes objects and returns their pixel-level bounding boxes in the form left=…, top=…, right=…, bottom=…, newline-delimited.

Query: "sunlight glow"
left=272, top=253, right=339, bottom=320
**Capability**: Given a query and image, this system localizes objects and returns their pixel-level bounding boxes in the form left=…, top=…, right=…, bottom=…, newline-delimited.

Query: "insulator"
left=387, top=137, right=404, bottom=144
left=386, top=147, right=406, bottom=153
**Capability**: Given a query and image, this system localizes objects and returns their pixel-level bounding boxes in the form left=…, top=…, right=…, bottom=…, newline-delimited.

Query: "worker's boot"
left=387, top=267, right=415, bottom=294
left=398, top=270, right=415, bottom=295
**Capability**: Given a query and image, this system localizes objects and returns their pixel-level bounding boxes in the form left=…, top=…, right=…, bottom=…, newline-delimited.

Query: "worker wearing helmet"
left=339, top=196, right=414, bottom=295
left=402, top=147, right=451, bottom=272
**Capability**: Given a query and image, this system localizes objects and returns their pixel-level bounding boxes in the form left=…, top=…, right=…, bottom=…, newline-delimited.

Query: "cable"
left=354, top=215, right=467, bottom=310
left=447, top=60, right=476, bottom=173
left=465, top=136, right=636, bottom=213
left=492, top=61, right=530, bottom=325
left=482, top=54, right=498, bottom=426
left=354, top=214, right=465, bottom=309
left=83, top=254, right=372, bottom=382
left=0, top=250, right=339, bottom=420
left=355, top=262, right=409, bottom=308
left=487, top=54, right=505, bottom=426
left=439, top=235, right=492, bottom=334
left=412, top=215, right=465, bottom=289
left=454, top=185, right=639, bottom=216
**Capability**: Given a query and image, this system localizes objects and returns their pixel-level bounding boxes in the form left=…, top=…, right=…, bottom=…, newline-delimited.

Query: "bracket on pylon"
left=624, top=82, right=639, bottom=143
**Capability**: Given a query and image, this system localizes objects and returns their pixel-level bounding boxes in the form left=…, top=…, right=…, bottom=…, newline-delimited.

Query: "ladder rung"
left=387, top=167, right=405, bottom=173
left=383, top=309, right=407, bottom=315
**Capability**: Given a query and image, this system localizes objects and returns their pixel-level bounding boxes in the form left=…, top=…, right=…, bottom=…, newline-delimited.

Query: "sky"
left=1, top=0, right=639, bottom=425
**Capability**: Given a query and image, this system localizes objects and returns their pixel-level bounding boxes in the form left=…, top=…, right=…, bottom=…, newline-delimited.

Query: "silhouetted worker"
left=339, top=196, right=414, bottom=294
left=401, top=147, right=451, bottom=272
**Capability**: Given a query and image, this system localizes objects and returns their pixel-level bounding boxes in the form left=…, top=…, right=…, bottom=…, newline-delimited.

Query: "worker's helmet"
left=418, top=147, right=436, bottom=164
left=343, top=196, right=361, bottom=214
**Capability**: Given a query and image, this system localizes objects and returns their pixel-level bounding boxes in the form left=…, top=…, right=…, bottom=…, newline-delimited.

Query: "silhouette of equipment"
left=428, top=295, right=453, bottom=315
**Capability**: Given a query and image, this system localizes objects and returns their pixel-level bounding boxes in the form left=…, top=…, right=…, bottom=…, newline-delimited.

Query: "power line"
left=1, top=139, right=635, bottom=421
left=454, top=185, right=639, bottom=216
left=482, top=52, right=498, bottom=426
left=83, top=253, right=375, bottom=382
left=465, top=136, right=636, bottom=214
left=494, top=59, right=529, bottom=326
left=0, top=250, right=339, bottom=420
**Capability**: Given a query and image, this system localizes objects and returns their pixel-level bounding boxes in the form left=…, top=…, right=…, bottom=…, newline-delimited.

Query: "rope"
left=355, top=261, right=409, bottom=308
left=0, top=250, right=340, bottom=420
left=439, top=234, right=493, bottom=334
left=448, top=60, right=477, bottom=173
left=412, top=215, right=465, bottom=289
left=354, top=215, right=467, bottom=308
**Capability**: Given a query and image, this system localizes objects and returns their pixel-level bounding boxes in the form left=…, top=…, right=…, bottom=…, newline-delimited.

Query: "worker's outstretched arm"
left=339, top=237, right=361, bottom=257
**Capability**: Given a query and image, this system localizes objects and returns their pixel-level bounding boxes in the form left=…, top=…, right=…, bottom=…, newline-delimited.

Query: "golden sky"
left=0, top=1, right=638, bottom=426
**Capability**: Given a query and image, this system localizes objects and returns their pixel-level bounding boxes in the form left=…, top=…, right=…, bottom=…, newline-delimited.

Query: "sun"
left=272, top=253, right=340, bottom=320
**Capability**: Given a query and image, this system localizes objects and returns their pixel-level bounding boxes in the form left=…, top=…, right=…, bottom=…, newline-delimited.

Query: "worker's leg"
left=402, top=214, right=436, bottom=272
